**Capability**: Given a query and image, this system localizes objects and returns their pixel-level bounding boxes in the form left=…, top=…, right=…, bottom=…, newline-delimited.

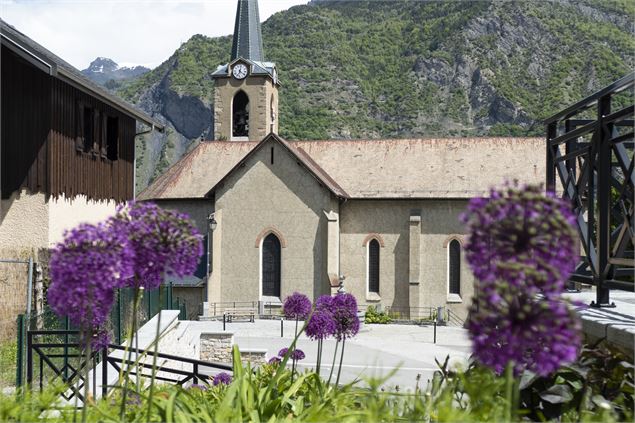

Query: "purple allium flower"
left=190, top=383, right=207, bottom=391
left=268, top=356, right=281, bottom=365
left=212, top=372, right=232, bottom=386
left=306, top=307, right=337, bottom=341
left=331, top=293, right=360, bottom=341
left=314, top=294, right=334, bottom=311
left=283, top=292, right=312, bottom=320
left=461, top=184, right=577, bottom=298
left=468, top=282, right=582, bottom=376
left=278, top=347, right=289, bottom=357
left=110, top=202, right=203, bottom=289
left=291, top=349, right=306, bottom=361
left=90, top=327, right=111, bottom=351
left=47, top=222, right=134, bottom=333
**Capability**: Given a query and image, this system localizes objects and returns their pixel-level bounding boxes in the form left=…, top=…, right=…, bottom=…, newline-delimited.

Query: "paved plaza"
left=188, top=319, right=472, bottom=390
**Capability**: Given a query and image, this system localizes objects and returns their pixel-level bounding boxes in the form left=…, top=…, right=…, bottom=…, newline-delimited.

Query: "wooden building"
left=0, top=19, right=163, bottom=256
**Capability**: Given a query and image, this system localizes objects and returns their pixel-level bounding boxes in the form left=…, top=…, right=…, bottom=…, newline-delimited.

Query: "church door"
left=262, top=233, right=281, bottom=297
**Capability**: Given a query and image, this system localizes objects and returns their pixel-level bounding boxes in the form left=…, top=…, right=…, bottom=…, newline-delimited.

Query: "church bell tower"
left=212, top=0, right=279, bottom=141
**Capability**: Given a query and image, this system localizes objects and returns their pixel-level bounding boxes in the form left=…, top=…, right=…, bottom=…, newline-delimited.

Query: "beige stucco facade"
left=48, top=194, right=118, bottom=244
left=213, top=66, right=279, bottom=141
left=0, top=189, right=49, bottom=252
left=339, top=200, right=474, bottom=318
left=175, top=138, right=477, bottom=317
left=211, top=138, right=335, bottom=304
left=0, top=189, right=118, bottom=251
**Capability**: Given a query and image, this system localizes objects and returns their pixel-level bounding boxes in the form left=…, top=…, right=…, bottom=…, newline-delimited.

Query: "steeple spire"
left=231, top=0, right=265, bottom=62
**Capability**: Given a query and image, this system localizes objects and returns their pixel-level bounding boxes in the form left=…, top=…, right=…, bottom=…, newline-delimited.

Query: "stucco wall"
left=48, top=194, right=118, bottom=245
left=213, top=139, right=334, bottom=303
left=213, top=73, right=278, bottom=141
left=339, top=199, right=474, bottom=317
left=0, top=189, right=49, bottom=250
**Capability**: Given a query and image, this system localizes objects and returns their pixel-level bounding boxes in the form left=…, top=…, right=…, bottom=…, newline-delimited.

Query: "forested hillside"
left=109, top=0, right=634, bottom=191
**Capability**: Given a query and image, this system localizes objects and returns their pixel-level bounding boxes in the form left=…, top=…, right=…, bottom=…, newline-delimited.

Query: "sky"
left=0, top=0, right=309, bottom=70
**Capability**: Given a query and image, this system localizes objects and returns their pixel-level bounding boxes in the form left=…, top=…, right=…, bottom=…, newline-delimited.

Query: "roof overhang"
left=211, top=57, right=280, bottom=86
left=0, top=21, right=165, bottom=132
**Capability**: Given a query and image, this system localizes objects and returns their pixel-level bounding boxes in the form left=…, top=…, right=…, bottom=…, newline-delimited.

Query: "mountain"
left=82, top=57, right=149, bottom=88
left=109, top=0, right=634, bottom=193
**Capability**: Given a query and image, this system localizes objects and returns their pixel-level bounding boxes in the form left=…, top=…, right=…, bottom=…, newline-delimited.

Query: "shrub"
left=364, top=306, right=392, bottom=324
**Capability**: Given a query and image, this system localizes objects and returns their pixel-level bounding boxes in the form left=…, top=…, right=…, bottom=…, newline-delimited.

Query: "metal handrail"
left=544, top=72, right=634, bottom=124
left=26, top=329, right=232, bottom=403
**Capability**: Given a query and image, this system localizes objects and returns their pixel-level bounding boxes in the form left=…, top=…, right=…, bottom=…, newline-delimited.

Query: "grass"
left=0, top=340, right=17, bottom=389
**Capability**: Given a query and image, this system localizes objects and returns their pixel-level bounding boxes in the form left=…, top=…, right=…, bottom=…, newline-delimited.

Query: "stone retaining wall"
left=240, top=349, right=267, bottom=366
left=200, top=332, right=234, bottom=363
left=200, top=332, right=268, bottom=365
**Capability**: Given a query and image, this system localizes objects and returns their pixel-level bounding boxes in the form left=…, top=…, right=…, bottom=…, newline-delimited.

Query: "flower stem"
left=80, top=325, right=91, bottom=423
left=327, top=340, right=339, bottom=385
left=335, top=337, right=346, bottom=386
left=146, top=287, right=163, bottom=421
left=504, top=362, right=515, bottom=422
left=120, top=285, right=142, bottom=420
left=316, top=339, right=322, bottom=375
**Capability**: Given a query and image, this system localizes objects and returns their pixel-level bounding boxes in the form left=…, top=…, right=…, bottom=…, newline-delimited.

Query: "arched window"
left=262, top=233, right=281, bottom=297
left=368, top=239, right=380, bottom=294
left=232, top=91, right=249, bottom=137
left=448, top=239, right=461, bottom=296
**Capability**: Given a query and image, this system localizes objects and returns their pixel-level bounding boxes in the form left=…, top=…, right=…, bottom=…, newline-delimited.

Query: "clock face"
left=232, top=63, right=248, bottom=80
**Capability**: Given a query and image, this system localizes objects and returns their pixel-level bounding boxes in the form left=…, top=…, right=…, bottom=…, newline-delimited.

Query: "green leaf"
left=518, top=370, right=539, bottom=390
left=539, top=384, right=573, bottom=404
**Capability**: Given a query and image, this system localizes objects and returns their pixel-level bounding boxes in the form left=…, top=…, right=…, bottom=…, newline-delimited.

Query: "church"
left=138, top=0, right=544, bottom=319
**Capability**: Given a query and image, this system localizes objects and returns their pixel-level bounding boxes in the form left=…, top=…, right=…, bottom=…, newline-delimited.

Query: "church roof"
left=230, top=0, right=265, bottom=62
left=204, top=134, right=349, bottom=199
left=137, top=136, right=545, bottom=201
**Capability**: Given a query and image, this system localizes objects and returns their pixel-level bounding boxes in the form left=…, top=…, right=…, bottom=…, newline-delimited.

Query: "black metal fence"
left=25, top=329, right=232, bottom=403
left=204, top=301, right=466, bottom=327
left=546, top=72, right=634, bottom=306
left=16, top=283, right=186, bottom=387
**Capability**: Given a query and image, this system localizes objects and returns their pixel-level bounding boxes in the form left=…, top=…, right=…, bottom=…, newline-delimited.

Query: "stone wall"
left=240, top=349, right=267, bottom=366
left=200, top=332, right=234, bottom=363
left=199, top=332, right=268, bottom=366
left=213, top=74, right=278, bottom=141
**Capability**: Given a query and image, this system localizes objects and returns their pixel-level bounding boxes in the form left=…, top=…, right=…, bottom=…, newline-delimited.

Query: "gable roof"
left=138, top=136, right=545, bottom=201
left=0, top=19, right=164, bottom=131
left=204, top=133, right=349, bottom=199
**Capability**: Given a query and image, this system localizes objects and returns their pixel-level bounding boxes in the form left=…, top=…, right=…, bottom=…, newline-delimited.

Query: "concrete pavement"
left=186, top=319, right=472, bottom=390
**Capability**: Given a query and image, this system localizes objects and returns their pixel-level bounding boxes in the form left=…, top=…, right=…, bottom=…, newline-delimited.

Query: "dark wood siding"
left=1, top=47, right=50, bottom=197
left=48, top=78, right=135, bottom=202
left=1, top=45, right=135, bottom=202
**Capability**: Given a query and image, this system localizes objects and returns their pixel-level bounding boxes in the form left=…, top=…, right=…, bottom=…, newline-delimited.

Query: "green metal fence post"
left=63, top=316, right=69, bottom=381
left=117, top=289, right=122, bottom=344
left=15, top=314, right=24, bottom=387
